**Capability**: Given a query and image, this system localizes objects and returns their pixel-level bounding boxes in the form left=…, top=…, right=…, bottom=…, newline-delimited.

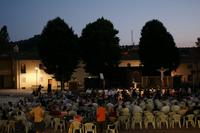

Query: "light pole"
left=35, top=67, right=39, bottom=88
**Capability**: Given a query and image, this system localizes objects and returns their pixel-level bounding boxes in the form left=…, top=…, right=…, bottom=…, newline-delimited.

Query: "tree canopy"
left=38, top=17, right=79, bottom=90
left=0, top=25, right=11, bottom=55
left=80, top=17, right=121, bottom=76
left=139, top=19, right=180, bottom=75
left=15, top=35, right=40, bottom=52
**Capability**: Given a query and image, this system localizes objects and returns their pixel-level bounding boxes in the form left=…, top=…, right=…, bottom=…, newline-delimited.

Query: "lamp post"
left=35, top=67, right=39, bottom=88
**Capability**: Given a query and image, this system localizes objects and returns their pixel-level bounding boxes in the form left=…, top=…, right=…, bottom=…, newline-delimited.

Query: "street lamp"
left=35, top=67, right=39, bottom=88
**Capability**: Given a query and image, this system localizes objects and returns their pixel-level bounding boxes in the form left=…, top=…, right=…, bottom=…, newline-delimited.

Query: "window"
left=21, top=64, right=26, bottom=73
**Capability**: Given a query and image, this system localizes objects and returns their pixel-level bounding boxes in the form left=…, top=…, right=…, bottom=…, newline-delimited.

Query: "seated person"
left=120, top=104, right=130, bottom=116
left=73, top=110, right=83, bottom=123
left=50, top=105, right=61, bottom=116
left=108, top=107, right=118, bottom=122
left=68, top=111, right=83, bottom=133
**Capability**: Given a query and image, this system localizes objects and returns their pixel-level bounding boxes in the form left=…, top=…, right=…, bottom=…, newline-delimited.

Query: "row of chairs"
left=51, top=119, right=119, bottom=133
left=44, top=112, right=200, bottom=133
left=68, top=121, right=96, bottom=133
left=0, top=119, right=31, bottom=133
left=0, top=120, right=15, bottom=133
left=44, top=114, right=97, bottom=133
left=69, top=121, right=120, bottom=133
left=118, top=111, right=200, bottom=129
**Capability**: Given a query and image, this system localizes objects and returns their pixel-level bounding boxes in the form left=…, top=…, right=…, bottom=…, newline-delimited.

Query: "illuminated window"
left=21, top=64, right=26, bottom=73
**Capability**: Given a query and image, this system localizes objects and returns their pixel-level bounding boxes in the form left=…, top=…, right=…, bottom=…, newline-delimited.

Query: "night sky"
left=0, top=0, right=200, bottom=47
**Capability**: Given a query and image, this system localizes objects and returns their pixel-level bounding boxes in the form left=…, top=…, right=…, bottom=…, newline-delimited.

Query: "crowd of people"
left=0, top=87, right=200, bottom=133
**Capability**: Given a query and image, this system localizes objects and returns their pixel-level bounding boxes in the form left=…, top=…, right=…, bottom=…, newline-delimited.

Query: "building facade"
left=0, top=45, right=200, bottom=90
left=0, top=56, right=15, bottom=88
left=119, top=47, right=200, bottom=89
left=13, top=51, right=88, bottom=90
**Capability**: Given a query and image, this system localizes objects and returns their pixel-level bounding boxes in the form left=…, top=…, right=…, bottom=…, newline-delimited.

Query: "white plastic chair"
left=156, top=113, right=168, bottom=128
left=170, top=114, right=181, bottom=128
left=84, top=122, right=96, bottom=133
left=70, top=121, right=83, bottom=133
left=144, top=112, right=155, bottom=129
left=185, top=114, right=195, bottom=128
left=106, top=121, right=119, bottom=133
left=118, top=115, right=130, bottom=129
left=131, top=112, right=142, bottom=129
left=54, top=117, right=65, bottom=132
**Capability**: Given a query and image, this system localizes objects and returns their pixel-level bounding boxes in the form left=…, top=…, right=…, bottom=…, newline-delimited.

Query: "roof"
left=120, top=46, right=200, bottom=63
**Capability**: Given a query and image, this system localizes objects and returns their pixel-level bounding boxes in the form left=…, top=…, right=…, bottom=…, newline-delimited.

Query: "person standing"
left=96, top=102, right=106, bottom=133
left=30, top=102, right=45, bottom=133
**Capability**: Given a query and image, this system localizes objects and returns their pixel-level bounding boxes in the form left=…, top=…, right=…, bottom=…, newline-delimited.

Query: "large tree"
left=80, top=17, right=121, bottom=77
left=139, top=19, right=180, bottom=75
left=0, top=25, right=11, bottom=55
left=38, top=17, right=79, bottom=90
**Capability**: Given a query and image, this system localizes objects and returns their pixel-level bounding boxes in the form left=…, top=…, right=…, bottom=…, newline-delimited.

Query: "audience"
left=0, top=87, right=200, bottom=132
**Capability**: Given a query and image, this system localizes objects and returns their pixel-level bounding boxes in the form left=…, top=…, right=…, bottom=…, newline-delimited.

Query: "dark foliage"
left=80, top=17, right=121, bottom=76
left=139, top=19, right=180, bottom=75
left=0, top=25, right=11, bottom=55
left=14, top=35, right=40, bottom=52
left=38, top=17, right=80, bottom=90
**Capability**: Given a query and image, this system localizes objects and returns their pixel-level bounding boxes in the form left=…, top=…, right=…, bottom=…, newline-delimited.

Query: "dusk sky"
left=0, top=0, right=200, bottom=47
